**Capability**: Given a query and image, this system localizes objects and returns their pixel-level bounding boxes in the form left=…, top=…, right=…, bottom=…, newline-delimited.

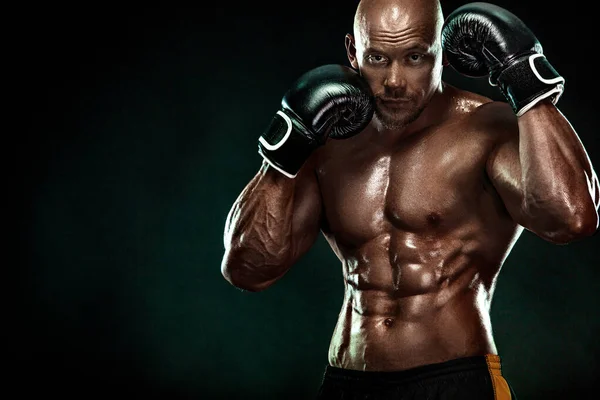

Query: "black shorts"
left=316, top=354, right=517, bottom=399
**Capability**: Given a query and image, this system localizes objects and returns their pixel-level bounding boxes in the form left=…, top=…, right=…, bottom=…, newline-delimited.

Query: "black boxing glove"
left=441, top=2, right=565, bottom=116
left=258, top=64, right=374, bottom=178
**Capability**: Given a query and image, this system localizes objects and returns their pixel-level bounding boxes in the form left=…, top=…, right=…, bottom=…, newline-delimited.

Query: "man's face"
left=347, top=0, right=444, bottom=130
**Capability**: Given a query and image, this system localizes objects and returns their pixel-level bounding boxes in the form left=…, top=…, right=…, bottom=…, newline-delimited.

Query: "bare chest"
left=316, top=128, right=493, bottom=246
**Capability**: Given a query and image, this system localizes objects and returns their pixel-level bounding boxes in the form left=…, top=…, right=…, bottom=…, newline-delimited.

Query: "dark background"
left=16, top=1, right=598, bottom=399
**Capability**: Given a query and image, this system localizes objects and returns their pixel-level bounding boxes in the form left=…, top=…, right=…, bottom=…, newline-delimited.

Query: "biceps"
left=486, top=140, right=527, bottom=225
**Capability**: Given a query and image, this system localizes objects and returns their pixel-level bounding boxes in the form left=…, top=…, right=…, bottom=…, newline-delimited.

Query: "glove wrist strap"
left=257, top=109, right=320, bottom=178
left=494, top=54, right=565, bottom=116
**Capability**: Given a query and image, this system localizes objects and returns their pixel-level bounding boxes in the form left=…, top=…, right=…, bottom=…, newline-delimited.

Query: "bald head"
left=353, top=0, right=444, bottom=50
left=345, top=0, right=446, bottom=131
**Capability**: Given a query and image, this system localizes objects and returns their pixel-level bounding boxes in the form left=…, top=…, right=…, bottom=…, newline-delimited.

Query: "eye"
left=409, top=53, right=423, bottom=62
left=366, top=54, right=387, bottom=64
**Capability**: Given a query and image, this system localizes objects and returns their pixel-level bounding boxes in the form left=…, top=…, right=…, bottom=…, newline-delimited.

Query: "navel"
left=426, top=212, right=442, bottom=227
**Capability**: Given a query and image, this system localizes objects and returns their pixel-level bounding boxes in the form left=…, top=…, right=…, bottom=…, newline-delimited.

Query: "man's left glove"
left=441, top=2, right=565, bottom=116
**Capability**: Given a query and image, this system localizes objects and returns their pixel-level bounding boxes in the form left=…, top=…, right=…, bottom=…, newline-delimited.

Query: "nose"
left=384, top=62, right=406, bottom=95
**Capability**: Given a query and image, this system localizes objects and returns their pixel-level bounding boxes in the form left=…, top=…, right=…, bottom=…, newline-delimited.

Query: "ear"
left=345, top=33, right=359, bottom=69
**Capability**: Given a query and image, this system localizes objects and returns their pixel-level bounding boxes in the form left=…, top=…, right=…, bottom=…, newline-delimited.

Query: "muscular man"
left=221, top=1, right=599, bottom=398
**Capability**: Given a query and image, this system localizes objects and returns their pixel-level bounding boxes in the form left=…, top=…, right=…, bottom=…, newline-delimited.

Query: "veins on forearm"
left=226, top=177, right=294, bottom=268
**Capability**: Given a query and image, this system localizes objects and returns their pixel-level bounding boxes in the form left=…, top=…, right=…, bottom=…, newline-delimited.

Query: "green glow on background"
left=17, top=2, right=599, bottom=399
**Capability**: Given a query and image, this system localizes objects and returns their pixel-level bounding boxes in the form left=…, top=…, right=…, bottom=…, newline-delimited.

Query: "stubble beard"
left=374, top=101, right=426, bottom=131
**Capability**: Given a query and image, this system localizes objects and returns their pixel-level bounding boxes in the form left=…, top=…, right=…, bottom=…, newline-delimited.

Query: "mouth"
left=378, top=98, right=410, bottom=109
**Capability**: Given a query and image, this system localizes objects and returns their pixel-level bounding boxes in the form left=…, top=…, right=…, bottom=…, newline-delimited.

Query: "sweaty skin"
left=221, top=0, right=599, bottom=373
left=316, top=86, right=519, bottom=371
left=320, top=0, right=507, bottom=371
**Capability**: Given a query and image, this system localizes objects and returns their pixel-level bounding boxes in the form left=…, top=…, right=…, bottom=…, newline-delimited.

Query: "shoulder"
left=451, top=91, right=522, bottom=173
left=472, top=100, right=517, bottom=128
left=443, top=83, right=493, bottom=115
left=443, top=84, right=519, bottom=142
left=443, top=83, right=512, bottom=120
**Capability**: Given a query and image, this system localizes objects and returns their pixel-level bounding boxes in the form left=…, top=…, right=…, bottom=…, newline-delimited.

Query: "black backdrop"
left=16, top=1, right=599, bottom=399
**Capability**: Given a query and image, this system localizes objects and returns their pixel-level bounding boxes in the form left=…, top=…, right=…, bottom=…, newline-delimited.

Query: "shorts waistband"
left=323, top=354, right=503, bottom=385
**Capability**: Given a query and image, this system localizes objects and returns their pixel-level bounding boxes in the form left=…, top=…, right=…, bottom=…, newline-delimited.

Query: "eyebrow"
left=365, top=43, right=431, bottom=53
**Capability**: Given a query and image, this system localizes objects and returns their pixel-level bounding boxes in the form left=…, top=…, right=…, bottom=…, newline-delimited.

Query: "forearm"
left=518, top=100, right=599, bottom=240
left=221, top=161, right=297, bottom=290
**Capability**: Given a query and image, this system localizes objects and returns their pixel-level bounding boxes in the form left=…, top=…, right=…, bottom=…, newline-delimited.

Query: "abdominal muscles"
left=327, top=231, right=498, bottom=371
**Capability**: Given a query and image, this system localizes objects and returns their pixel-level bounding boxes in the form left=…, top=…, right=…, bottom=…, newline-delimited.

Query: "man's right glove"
left=258, top=64, right=375, bottom=178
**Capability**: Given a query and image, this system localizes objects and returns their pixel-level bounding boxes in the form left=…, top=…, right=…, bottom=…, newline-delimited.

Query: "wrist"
left=493, top=53, right=565, bottom=117
left=258, top=109, right=320, bottom=179
left=514, top=97, right=556, bottom=118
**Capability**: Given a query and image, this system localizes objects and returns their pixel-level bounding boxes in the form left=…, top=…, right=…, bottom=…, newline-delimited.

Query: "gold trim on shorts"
left=485, top=354, right=512, bottom=400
